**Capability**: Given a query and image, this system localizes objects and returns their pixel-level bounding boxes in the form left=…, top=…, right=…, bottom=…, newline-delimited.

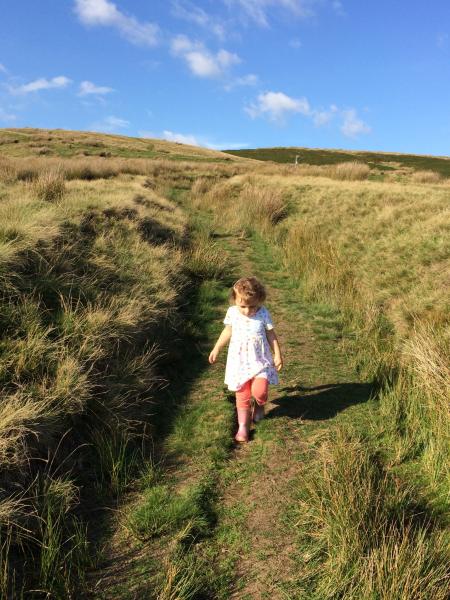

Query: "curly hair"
left=230, top=276, right=267, bottom=305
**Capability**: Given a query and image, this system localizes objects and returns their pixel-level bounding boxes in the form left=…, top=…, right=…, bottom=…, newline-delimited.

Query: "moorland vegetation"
left=0, top=128, right=448, bottom=599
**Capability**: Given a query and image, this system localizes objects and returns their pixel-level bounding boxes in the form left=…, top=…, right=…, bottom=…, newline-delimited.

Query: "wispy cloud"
left=139, top=129, right=248, bottom=150
left=224, top=73, right=259, bottom=91
left=289, top=38, right=302, bottom=49
left=8, top=76, right=72, bottom=95
left=78, top=80, right=114, bottom=96
left=91, top=114, right=130, bottom=132
left=332, top=0, right=345, bottom=16
left=171, top=1, right=227, bottom=40
left=340, top=109, right=371, bottom=138
left=312, top=104, right=338, bottom=126
left=246, top=91, right=310, bottom=122
left=171, top=34, right=240, bottom=78
left=436, top=32, right=448, bottom=50
left=0, top=63, right=7, bottom=74
left=74, top=0, right=160, bottom=46
left=224, top=0, right=316, bottom=27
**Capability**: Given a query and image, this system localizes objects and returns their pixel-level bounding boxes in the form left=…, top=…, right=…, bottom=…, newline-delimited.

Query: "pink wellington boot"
left=235, top=408, right=251, bottom=443
left=252, top=401, right=265, bottom=423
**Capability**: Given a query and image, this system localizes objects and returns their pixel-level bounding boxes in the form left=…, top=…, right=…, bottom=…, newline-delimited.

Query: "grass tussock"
left=192, top=178, right=288, bottom=236
left=330, top=160, right=371, bottom=180
left=379, top=324, right=450, bottom=493
left=411, top=170, right=442, bottom=184
left=31, top=168, right=66, bottom=202
left=128, top=483, right=210, bottom=540
left=297, top=428, right=450, bottom=600
left=185, top=236, right=229, bottom=280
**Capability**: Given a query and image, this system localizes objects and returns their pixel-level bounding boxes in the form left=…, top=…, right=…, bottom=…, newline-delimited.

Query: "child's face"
left=235, top=293, right=259, bottom=317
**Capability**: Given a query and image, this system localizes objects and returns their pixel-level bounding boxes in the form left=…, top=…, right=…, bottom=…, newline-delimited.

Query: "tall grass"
left=31, top=168, right=66, bottom=202
left=192, top=177, right=288, bottom=236
left=379, top=324, right=450, bottom=494
left=411, top=170, right=442, bottom=184
left=0, top=172, right=192, bottom=596
left=0, top=155, right=246, bottom=184
left=198, top=171, right=450, bottom=596
left=296, top=428, right=450, bottom=599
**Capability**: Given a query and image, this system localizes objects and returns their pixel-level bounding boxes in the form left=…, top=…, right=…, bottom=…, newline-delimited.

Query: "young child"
left=209, top=277, right=283, bottom=443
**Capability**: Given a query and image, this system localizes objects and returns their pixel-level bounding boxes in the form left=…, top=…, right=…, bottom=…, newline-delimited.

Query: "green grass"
left=88, top=197, right=237, bottom=598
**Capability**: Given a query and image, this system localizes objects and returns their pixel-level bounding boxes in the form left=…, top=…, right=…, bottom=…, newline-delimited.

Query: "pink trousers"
left=235, top=377, right=268, bottom=409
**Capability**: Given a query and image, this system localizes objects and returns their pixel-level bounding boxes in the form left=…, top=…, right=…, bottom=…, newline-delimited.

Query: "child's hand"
left=274, top=354, right=283, bottom=371
left=209, top=348, right=219, bottom=364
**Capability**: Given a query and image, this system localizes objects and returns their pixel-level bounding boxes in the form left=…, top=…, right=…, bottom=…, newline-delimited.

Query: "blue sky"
left=1, top=1, right=449, bottom=154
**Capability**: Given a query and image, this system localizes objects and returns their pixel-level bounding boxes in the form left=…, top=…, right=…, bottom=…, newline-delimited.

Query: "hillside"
left=0, top=128, right=245, bottom=162
left=226, top=146, right=450, bottom=177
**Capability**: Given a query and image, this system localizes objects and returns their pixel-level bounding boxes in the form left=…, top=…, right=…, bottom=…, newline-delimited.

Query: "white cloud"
left=0, top=63, right=7, bottom=74
left=8, top=76, right=72, bottom=95
left=139, top=130, right=248, bottom=150
left=74, top=0, right=159, bottom=46
left=246, top=91, right=310, bottom=122
left=217, top=49, right=241, bottom=68
left=91, top=114, right=130, bottom=132
left=246, top=91, right=371, bottom=137
left=161, top=130, right=200, bottom=146
left=289, top=38, right=302, bottom=49
left=224, top=0, right=316, bottom=27
left=78, top=80, right=114, bottom=96
left=171, top=1, right=227, bottom=40
left=171, top=35, right=240, bottom=78
left=341, top=109, right=371, bottom=138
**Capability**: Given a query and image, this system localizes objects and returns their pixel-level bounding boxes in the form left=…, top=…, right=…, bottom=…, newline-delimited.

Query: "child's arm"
left=209, top=325, right=232, bottom=364
left=266, top=329, right=283, bottom=371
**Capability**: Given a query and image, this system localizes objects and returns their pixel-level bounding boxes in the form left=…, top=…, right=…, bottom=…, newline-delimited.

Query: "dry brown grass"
left=0, top=155, right=247, bottom=186
left=243, top=160, right=371, bottom=181
left=192, top=177, right=288, bottom=236
left=31, top=168, right=66, bottom=202
left=331, top=160, right=371, bottom=180
left=411, top=170, right=442, bottom=184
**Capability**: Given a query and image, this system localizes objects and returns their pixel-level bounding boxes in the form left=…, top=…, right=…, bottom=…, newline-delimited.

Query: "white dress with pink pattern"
left=223, top=305, right=279, bottom=392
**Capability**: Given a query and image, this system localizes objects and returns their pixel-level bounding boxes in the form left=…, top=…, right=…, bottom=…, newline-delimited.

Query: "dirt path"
left=213, top=235, right=371, bottom=599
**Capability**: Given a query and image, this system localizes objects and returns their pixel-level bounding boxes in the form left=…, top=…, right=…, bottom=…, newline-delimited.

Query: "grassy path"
left=90, top=223, right=373, bottom=599
left=208, top=234, right=373, bottom=599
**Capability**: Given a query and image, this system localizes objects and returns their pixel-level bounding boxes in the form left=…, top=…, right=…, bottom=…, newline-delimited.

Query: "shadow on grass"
left=269, top=382, right=374, bottom=421
left=86, top=276, right=233, bottom=598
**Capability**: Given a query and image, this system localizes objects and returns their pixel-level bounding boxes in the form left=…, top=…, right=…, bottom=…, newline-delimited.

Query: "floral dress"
left=223, top=305, right=279, bottom=392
